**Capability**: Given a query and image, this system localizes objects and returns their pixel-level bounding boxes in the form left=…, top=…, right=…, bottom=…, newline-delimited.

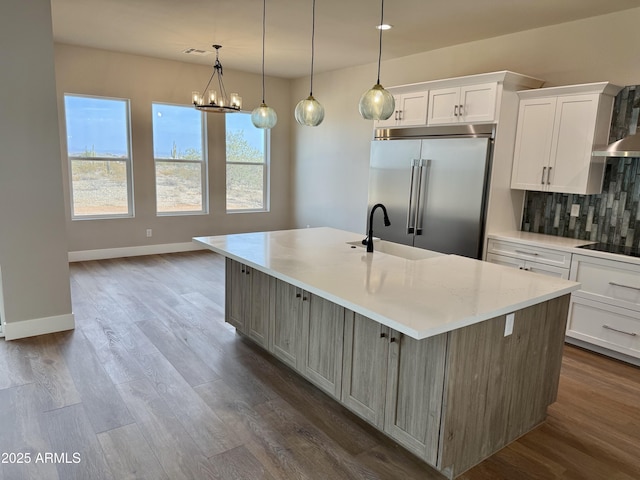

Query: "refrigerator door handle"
left=406, top=159, right=419, bottom=234
left=414, top=159, right=429, bottom=235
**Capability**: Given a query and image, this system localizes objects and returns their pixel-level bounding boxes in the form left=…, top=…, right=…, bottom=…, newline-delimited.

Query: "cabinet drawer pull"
left=547, top=166, right=552, bottom=185
left=541, top=166, right=546, bottom=185
left=515, top=249, right=539, bottom=256
left=603, top=324, right=637, bottom=337
left=609, top=281, right=640, bottom=292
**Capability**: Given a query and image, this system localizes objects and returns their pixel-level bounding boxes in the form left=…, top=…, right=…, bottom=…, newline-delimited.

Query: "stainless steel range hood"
left=592, top=132, right=640, bottom=157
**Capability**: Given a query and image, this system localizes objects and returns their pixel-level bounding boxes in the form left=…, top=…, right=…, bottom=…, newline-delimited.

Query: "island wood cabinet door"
left=270, top=278, right=346, bottom=398
left=300, top=295, right=345, bottom=399
left=341, top=312, right=389, bottom=429
left=384, top=331, right=447, bottom=465
left=270, top=279, right=304, bottom=369
left=225, top=258, right=271, bottom=347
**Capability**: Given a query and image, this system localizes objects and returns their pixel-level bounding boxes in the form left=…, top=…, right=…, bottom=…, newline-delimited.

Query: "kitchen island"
left=194, top=227, right=580, bottom=478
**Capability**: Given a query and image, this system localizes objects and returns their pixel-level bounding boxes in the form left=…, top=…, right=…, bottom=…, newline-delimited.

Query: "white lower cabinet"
left=486, top=239, right=571, bottom=279
left=568, top=254, right=640, bottom=359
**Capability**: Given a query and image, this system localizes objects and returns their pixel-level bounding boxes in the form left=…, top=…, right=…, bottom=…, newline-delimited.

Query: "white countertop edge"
left=487, top=231, right=595, bottom=252
left=193, top=237, right=578, bottom=340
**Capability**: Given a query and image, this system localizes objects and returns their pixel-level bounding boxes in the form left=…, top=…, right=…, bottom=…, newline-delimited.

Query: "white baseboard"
left=68, top=241, right=206, bottom=262
left=3, top=313, right=75, bottom=341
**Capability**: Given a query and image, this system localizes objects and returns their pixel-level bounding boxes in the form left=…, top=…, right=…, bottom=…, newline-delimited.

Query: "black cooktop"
left=577, top=242, right=640, bottom=258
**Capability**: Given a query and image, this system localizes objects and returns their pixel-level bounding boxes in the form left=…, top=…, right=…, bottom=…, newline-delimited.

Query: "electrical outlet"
left=146, top=229, right=152, bottom=237
left=570, top=204, right=580, bottom=217
left=504, top=313, right=515, bottom=337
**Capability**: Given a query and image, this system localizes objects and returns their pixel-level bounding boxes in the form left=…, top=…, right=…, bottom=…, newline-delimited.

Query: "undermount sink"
left=346, top=239, right=444, bottom=261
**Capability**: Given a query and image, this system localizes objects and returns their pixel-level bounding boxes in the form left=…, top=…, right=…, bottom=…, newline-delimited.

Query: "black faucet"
left=365, top=203, right=391, bottom=252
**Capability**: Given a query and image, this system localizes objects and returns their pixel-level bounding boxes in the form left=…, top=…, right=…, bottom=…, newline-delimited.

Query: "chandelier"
left=192, top=45, right=242, bottom=113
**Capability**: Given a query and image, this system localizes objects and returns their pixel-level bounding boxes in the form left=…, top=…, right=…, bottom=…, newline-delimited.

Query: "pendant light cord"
left=309, top=0, right=316, bottom=96
left=261, top=0, right=266, bottom=104
left=376, top=0, right=384, bottom=84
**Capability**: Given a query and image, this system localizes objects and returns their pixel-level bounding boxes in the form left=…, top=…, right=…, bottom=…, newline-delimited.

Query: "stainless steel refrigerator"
left=367, top=125, right=494, bottom=259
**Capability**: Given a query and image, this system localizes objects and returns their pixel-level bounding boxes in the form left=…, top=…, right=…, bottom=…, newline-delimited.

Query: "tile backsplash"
left=522, top=85, right=640, bottom=247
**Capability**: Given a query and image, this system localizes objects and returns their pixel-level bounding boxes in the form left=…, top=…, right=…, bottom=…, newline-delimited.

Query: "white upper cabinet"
left=511, top=82, right=621, bottom=194
left=373, top=72, right=543, bottom=131
left=428, top=83, right=498, bottom=125
left=375, top=91, right=429, bottom=128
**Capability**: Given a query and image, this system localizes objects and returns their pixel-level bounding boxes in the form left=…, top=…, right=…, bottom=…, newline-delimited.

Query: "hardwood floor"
left=0, top=250, right=638, bottom=479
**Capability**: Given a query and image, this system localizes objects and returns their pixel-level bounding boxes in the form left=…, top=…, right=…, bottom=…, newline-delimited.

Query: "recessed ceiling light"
left=376, top=24, right=392, bottom=30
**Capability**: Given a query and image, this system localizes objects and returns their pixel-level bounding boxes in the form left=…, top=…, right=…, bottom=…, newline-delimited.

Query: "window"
left=226, top=112, right=269, bottom=212
left=152, top=103, right=207, bottom=214
left=64, top=94, right=133, bottom=218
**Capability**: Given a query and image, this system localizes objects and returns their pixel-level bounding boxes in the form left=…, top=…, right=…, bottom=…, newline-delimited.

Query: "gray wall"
left=0, top=0, right=72, bottom=326
left=55, top=44, right=293, bottom=252
left=291, top=7, right=640, bottom=234
left=523, top=86, right=640, bottom=247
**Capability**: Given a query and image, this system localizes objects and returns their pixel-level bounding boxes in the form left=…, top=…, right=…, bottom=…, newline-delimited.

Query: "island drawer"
left=570, top=254, right=640, bottom=312
left=567, top=296, right=640, bottom=358
left=486, top=239, right=572, bottom=269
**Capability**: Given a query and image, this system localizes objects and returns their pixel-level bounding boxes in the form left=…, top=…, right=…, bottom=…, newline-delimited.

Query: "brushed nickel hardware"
left=515, top=249, right=539, bottom=256
left=609, top=281, right=640, bottom=291
left=603, top=324, right=637, bottom=336
left=406, top=160, right=419, bottom=234
left=541, top=166, right=546, bottom=184
left=547, top=166, right=552, bottom=184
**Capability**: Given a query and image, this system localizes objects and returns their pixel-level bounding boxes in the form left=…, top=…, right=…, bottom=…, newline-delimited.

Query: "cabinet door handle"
left=547, top=166, right=552, bottom=185
left=394, top=110, right=399, bottom=121
left=515, top=249, right=539, bottom=256
left=302, top=296, right=308, bottom=301
left=398, top=110, right=403, bottom=120
left=380, top=332, right=387, bottom=338
left=453, top=104, right=458, bottom=117
left=459, top=104, right=464, bottom=116
left=295, top=293, right=301, bottom=298
left=389, top=337, right=397, bottom=343
left=541, top=166, right=547, bottom=185
left=603, top=324, right=637, bottom=337
left=609, top=281, right=640, bottom=291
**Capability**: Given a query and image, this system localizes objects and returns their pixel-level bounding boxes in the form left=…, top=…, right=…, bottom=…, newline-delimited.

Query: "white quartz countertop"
left=194, top=227, right=580, bottom=339
left=488, top=231, right=595, bottom=252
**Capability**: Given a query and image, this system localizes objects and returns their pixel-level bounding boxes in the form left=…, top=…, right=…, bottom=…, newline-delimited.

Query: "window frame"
left=225, top=112, right=270, bottom=213
left=64, top=93, right=134, bottom=220
left=152, top=102, right=209, bottom=216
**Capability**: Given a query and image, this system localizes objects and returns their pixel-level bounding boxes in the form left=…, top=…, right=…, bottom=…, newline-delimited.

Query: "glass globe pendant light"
left=295, top=0, right=324, bottom=127
left=251, top=0, right=277, bottom=129
left=358, top=0, right=395, bottom=120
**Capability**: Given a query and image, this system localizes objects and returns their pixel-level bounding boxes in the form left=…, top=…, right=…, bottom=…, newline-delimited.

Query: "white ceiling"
left=51, top=0, right=640, bottom=79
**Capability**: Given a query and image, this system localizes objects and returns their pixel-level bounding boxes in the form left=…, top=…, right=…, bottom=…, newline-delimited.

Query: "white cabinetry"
left=486, top=238, right=572, bottom=279
left=568, top=255, right=640, bottom=359
left=427, top=83, right=497, bottom=125
left=511, top=83, right=621, bottom=194
left=375, top=91, right=429, bottom=128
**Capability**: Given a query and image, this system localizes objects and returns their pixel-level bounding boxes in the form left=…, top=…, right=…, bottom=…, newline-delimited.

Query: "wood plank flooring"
left=0, top=250, right=638, bottom=479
